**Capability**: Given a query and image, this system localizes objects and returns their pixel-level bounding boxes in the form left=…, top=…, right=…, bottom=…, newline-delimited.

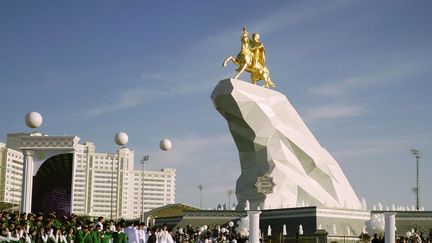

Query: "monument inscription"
left=255, top=174, right=275, bottom=195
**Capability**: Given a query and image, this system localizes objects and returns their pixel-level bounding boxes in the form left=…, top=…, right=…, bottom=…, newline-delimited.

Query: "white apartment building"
left=0, top=142, right=23, bottom=210
left=0, top=133, right=176, bottom=220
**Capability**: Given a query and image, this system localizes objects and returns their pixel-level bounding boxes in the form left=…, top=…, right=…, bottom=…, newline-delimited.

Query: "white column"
left=21, top=150, right=35, bottom=213
left=248, top=210, right=261, bottom=243
left=70, top=150, right=78, bottom=214
left=384, top=213, right=396, bottom=243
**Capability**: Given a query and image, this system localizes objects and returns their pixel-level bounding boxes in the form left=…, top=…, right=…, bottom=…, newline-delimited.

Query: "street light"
left=226, top=189, right=234, bottom=210
left=198, top=185, right=204, bottom=208
left=411, top=149, right=422, bottom=210
left=140, top=155, right=149, bottom=222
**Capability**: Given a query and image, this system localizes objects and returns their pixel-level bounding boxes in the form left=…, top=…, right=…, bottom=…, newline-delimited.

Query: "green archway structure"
left=145, top=204, right=245, bottom=230
left=144, top=203, right=200, bottom=226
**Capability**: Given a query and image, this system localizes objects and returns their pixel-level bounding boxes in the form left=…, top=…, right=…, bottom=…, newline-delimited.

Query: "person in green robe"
left=89, top=225, right=101, bottom=243
left=66, top=227, right=74, bottom=243
left=51, top=218, right=62, bottom=230
left=83, top=226, right=92, bottom=243
left=75, top=222, right=85, bottom=243
left=113, top=223, right=127, bottom=243
left=100, top=224, right=112, bottom=243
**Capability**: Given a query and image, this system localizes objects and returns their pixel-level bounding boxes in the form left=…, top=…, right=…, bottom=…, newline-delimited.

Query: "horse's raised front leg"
left=223, top=56, right=235, bottom=67
left=262, top=69, right=275, bottom=88
left=234, top=63, right=247, bottom=79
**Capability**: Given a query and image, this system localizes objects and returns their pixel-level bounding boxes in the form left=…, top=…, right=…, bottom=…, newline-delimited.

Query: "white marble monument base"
left=211, top=79, right=362, bottom=211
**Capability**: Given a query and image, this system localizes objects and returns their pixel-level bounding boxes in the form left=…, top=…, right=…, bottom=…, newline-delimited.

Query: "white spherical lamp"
left=114, top=132, right=129, bottom=146
left=25, top=112, right=43, bottom=128
left=159, top=138, right=172, bottom=151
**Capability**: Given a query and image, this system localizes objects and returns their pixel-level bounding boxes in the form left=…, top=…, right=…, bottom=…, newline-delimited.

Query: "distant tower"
left=411, top=149, right=422, bottom=210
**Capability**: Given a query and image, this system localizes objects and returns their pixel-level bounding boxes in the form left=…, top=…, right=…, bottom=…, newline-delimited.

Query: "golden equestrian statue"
left=223, top=27, right=275, bottom=88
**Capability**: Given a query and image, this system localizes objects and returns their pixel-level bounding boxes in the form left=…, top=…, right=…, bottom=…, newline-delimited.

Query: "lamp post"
left=411, top=149, right=422, bottom=210
left=198, top=185, right=204, bottom=208
left=140, top=155, right=149, bottom=223
left=226, top=189, right=233, bottom=210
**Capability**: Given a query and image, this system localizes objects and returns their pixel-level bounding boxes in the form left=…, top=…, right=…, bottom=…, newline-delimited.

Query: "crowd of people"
left=0, top=211, right=249, bottom=243
left=360, top=231, right=430, bottom=243
left=171, top=224, right=247, bottom=243
left=3, top=210, right=430, bottom=243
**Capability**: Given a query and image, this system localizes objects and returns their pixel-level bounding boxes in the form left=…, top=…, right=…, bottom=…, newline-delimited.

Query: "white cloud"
left=81, top=88, right=150, bottom=118
left=140, top=72, right=170, bottom=80
left=195, top=1, right=359, bottom=57
left=304, top=103, right=366, bottom=122
left=332, top=136, right=431, bottom=159
left=302, top=60, right=432, bottom=124
left=75, top=79, right=213, bottom=119
left=302, top=60, right=431, bottom=123
left=307, top=79, right=359, bottom=97
left=312, top=60, right=432, bottom=97
left=252, top=1, right=357, bottom=36
left=143, top=134, right=235, bottom=167
left=79, top=2, right=366, bottom=121
left=333, top=147, right=386, bottom=158
left=135, top=134, right=240, bottom=208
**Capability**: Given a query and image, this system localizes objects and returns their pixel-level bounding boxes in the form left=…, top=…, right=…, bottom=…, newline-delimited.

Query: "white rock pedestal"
left=211, top=79, right=362, bottom=210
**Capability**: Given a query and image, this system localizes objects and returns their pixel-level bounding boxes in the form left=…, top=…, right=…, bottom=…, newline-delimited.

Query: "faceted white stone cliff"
left=211, top=79, right=362, bottom=210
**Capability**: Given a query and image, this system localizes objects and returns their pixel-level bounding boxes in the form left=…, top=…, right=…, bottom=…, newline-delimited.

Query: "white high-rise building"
left=0, top=133, right=176, bottom=220
left=0, top=142, right=23, bottom=210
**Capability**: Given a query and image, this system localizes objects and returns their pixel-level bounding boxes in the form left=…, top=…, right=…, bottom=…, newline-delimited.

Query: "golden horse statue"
left=223, top=27, right=275, bottom=88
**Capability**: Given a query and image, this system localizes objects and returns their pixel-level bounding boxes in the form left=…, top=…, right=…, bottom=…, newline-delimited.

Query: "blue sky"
left=1, top=1, right=431, bottom=210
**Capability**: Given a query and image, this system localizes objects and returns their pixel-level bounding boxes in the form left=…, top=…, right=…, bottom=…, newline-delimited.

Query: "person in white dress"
left=137, top=223, right=147, bottom=243
left=156, top=224, right=173, bottom=243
